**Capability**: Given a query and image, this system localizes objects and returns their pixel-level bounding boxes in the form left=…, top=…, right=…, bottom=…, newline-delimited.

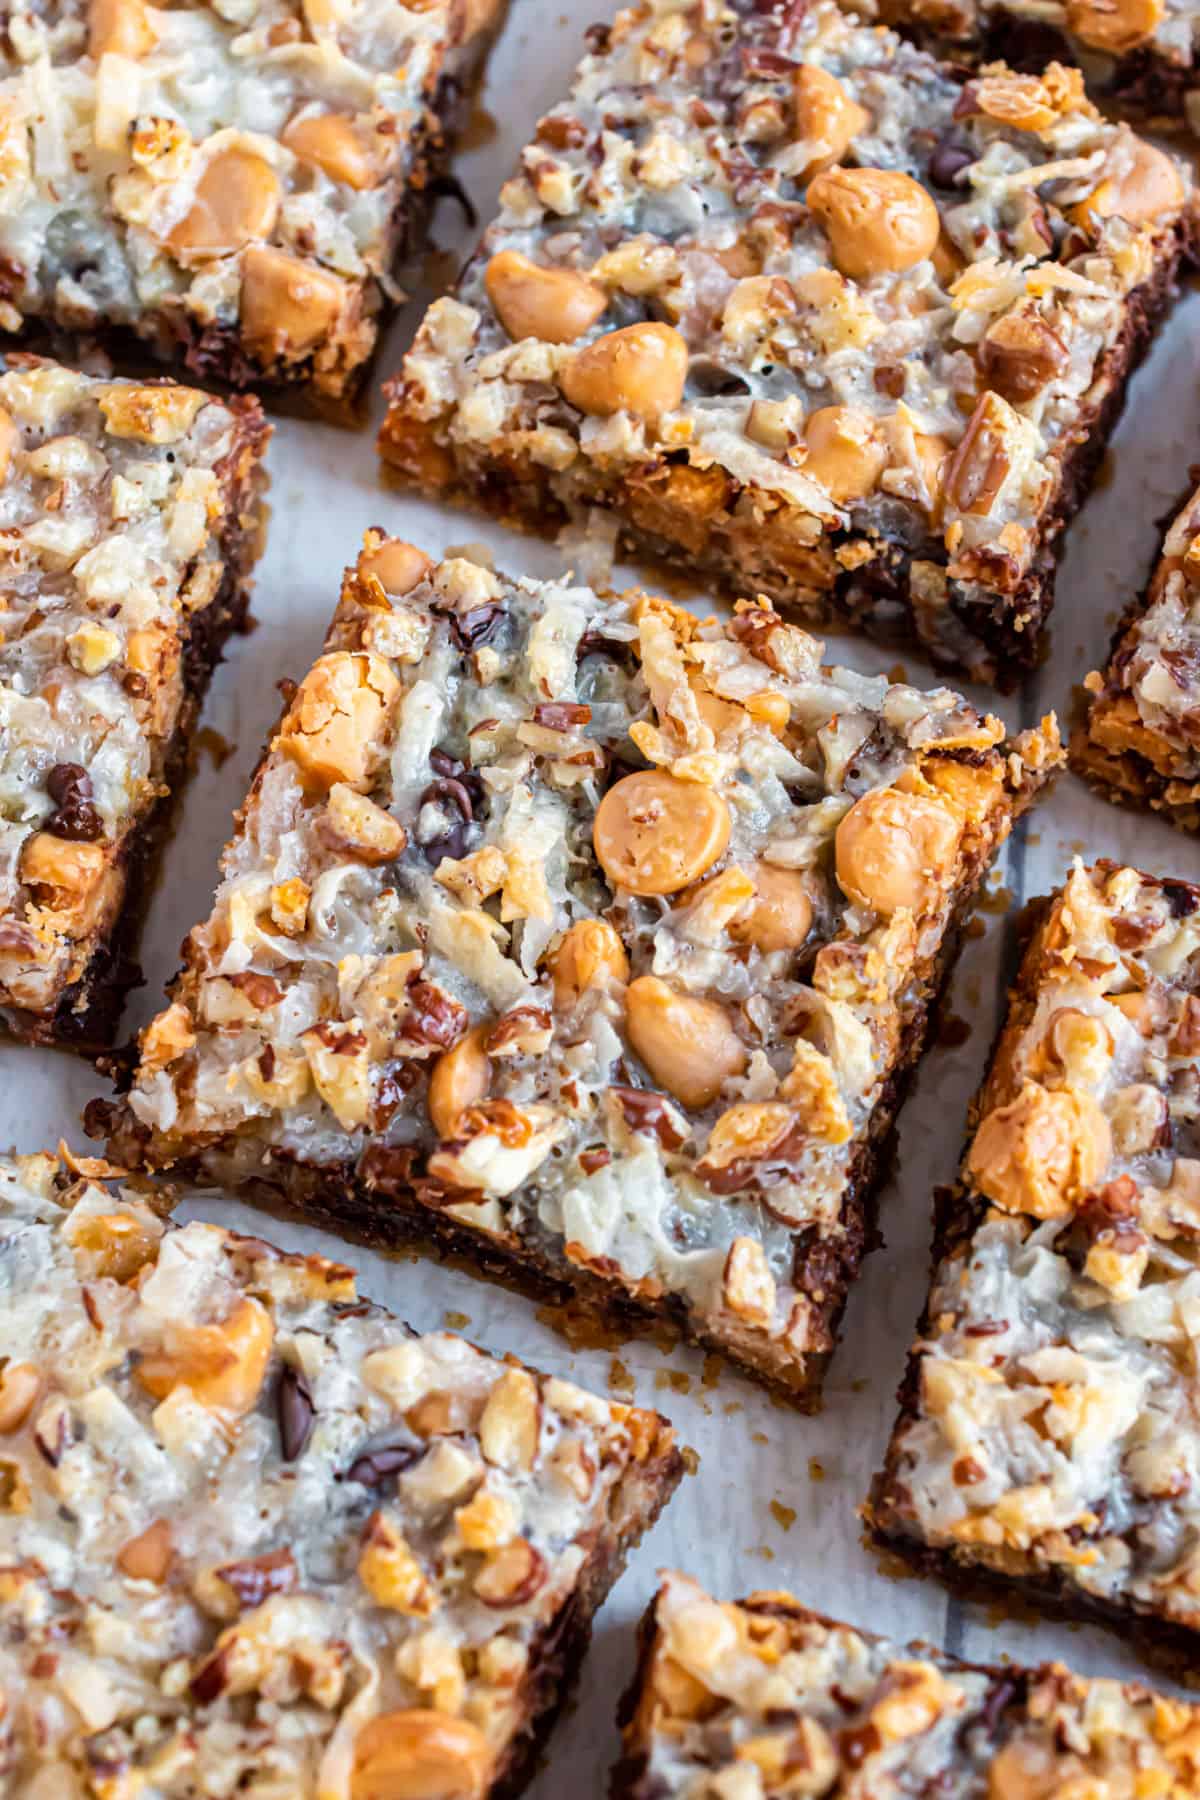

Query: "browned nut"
left=835, top=787, right=961, bottom=916
left=283, top=110, right=377, bottom=189
left=136, top=1297, right=274, bottom=1417
left=913, top=432, right=950, bottom=517
left=357, top=1511, right=440, bottom=1616
left=1066, top=0, right=1163, bottom=52
left=20, top=832, right=107, bottom=900
left=0, top=1362, right=39, bottom=1434
left=428, top=1024, right=491, bottom=1139
left=351, top=1709, right=492, bottom=1800
left=167, top=148, right=281, bottom=260
left=473, top=1537, right=546, bottom=1606
left=1071, top=138, right=1184, bottom=227
left=806, top=167, right=940, bottom=279
left=561, top=322, right=688, bottom=419
left=593, top=770, right=730, bottom=897
left=966, top=1080, right=1112, bottom=1219
left=89, top=0, right=155, bottom=58
left=276, top=651, right=400, bottom=793
left=359, top=538, right=432, bottom=595
left=941, top=392, right=1015, bottom=517
left=727, top=864, right=813, bottom=953
left=240, top=246, right=348, bottom=360
left=802, top=405, right=887, bottom=504
left=116, top=1518, right=172, bottom=1583
left=978, top=305, right=1068, bottom=404
left=791, top=65, right=870, bottom=182
left=484, top=249, right=608, bottom=343
left=325, top=784, right=407, bottom=864
left=625, top=975, right=746, bottom=1109
left=547, top=918, right=630, bottom=1009
left=0, top=408, right=17, bottom=485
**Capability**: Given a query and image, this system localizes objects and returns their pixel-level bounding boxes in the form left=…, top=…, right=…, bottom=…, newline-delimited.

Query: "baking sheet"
left=9, top=6, right=1200, bottom=1785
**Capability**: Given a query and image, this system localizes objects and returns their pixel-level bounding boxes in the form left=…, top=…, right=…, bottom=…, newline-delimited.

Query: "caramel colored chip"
left=806, top=167, right=940, bottom=280
left=0, top=1362, right=39, bottom=1434
left=547, top=918, right=630, bottom=1009
left=485, top=249, right=608, bottom=343
left=1066, top=0, right=1163, bottom=52
left=284, top=110, right=377, bottom=189
left=240, top=245, right=347, bottom=361
left=359, top=538, right=433, bottom=595
left=350, top=1709, right=492, bottom=1800
left=116, top=1518, right=172, bottom=1582
left=834, top=788, right=961, bottom=916
left=1072, top=137, right=1184, bottom=228
left=89, top=0, right=156, bottom=59
left=428, top=1025, right=491, bottom=1139
left=167, top=148, right=281, bottom=260
left=967, top=1080, right=1113, bottom=1219
left=561, top=323, right=688, bottom=418
left=728, top=865, right=813, bottom=953
left=802, top=405, right=887, bottom=504
left=594, top=770, right=730, bottom=897
left=626, top=975, right=746, bottom=1109
left=791, top=65, right=870, bottom=183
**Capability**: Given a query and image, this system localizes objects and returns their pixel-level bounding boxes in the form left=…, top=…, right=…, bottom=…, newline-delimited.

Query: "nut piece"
left=967, top=1080, right=1113, bottom=1219
left=276, top=651, right=400, bottom=792
left=722, top=1236, right=777, bottom=1326
left=473, top=1537, right=546, bottom=1607
left=626, top=976, right=746, bottom=1109
left=561, top=323, right=688, bottom=419
left=89, top=0, right=156, bottom=59
left=240, top=245, right=347, bottom=360
left=357, top=1511, right=440, bottom=1616
left=136, top=1297, right=274, bottom=1417
left=791, top=65, right=870, bottom=182
left=1073, top=137, right=1184, bottom=226
left=1066, top=0, right=1163, bottom=52
left=283, top=111, right=377, bottom=189
left=478, top=1367, right=540, bottom=1472
left=978, top=305, right=1068, bottom=405
left=0, top=1362, right=39, bottom=1434
left=802, top=405, right=887, bottom=504
left=167, top=148, right=281, bottom=260
left=834, top=788, right=961, bottom=916
left=485, top=249, right=608, bottom=343
left=428, top=1025, right=491, bottom=1139
left=360, top=538, right=432, bottom=595
left=325, top=784, right=406, bottom=864
left=806, top=167, right=940, bottom=279
left=728, top=865, right=813, bottom=953
left=594, top=770, right=730, bottom=897
left=117, top=1518, right=172, bottom=1582
left=20, top=832, right=107, bottom=902
left=351, top=1709, right=492, bottom=1800
left=547, top=918, right=630, bottom=1009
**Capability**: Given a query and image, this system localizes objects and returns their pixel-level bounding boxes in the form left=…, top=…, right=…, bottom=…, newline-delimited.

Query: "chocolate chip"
left=446, top=603, right=505, bottom=652
left=45, top=763, right=103, bottom=842
left=1164, top=879, right=1199, bottom=918
left=928, top=132, right=975, bottom=188
left=276, top=1364, right=314, bottom=1463
left=342, top=1441, right=423, bottom=1487
left=418, top=775, right=476, bottom=865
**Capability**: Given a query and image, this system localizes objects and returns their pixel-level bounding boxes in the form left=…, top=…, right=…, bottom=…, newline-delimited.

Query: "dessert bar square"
left=611, top=1571, right=1200, bottom=1797
left=0, top=1148, right=681, bottom=1796
left=98, top=532, right=1060, bottom=1405
left=877, top=0, right=1200, bottom=130
left=379, top=0, right=1193, bottom=685
left=1073, top=476, right=1200, bottom=831
left=0, top=0, right=505, bottom=410
left=0, top=354, right=267, bottom=1050
left=869, top=860, right=1200, bottom=1670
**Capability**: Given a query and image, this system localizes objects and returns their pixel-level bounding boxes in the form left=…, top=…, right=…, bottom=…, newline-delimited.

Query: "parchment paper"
left=6, top=9, right=1200, bottom=1787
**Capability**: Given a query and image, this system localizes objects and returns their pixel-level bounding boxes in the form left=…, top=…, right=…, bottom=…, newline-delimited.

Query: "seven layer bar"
left=0, top=1149, right=681, bottom=1797
left=380, top=0, right=1194, bottom=684
left=611, top=1571, right=1200, bottom=1797
left=0, top=0, right=505, bottom=408
left=97, top=532, right=1061, bottom=1405
left=1073, top=476, right=1200, bottom=831
left=869, top=860, right=1200, bottom=1670
left=0, top=354, right=267, bottom=1049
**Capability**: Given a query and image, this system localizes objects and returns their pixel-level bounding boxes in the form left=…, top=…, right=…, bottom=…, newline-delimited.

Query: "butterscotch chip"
left=0, top=1150, right=682, bottom=1796
left=870, top=862, right=1200, bottom=1659
left=616, top=1574, right=1200, bottom=1797
left=106, top=536, right=1056, bottom=1409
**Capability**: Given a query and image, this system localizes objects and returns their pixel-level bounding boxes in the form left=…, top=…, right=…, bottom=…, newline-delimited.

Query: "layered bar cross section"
left=100, top=534, right=1059, bottom=1403
left=0, top=1149, right=681, bottom=1797
left=380, top=0, right=1193, bottom=683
